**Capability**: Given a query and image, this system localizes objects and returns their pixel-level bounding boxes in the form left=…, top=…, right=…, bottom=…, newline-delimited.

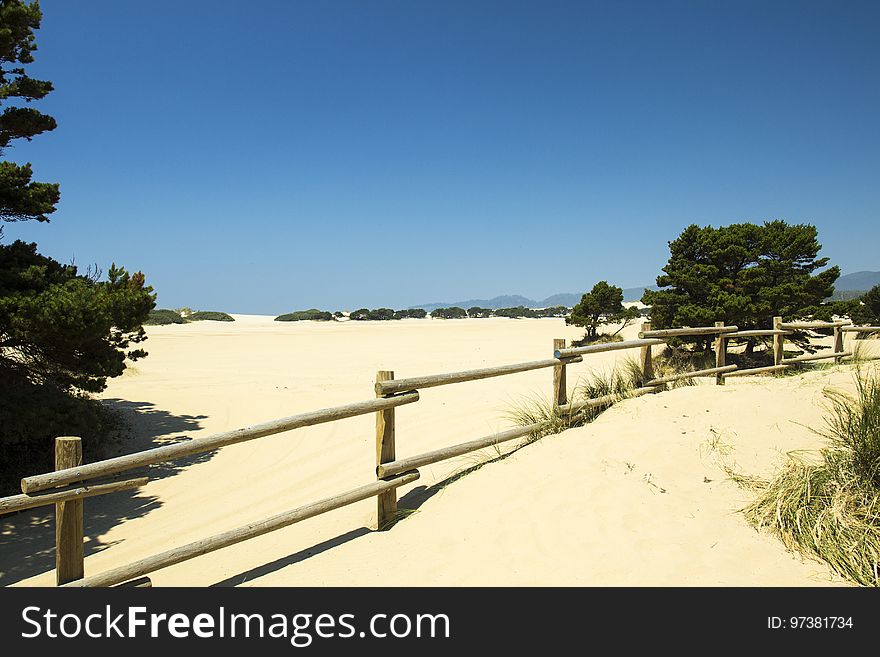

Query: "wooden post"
left=639, top=322, right=654, bottom=384
left=772, top=317, right=784, bottom=366
left=375, top=371, right=397, bottom=530
left=55, top=436, right=84, bottom=585
left=553, top=338, right=567, bottom=405
left=714, top=321, right=726, bottom=385
left=833, top=324, right=844, bottom=363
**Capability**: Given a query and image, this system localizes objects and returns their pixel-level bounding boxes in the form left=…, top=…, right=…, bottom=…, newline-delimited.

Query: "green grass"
left=740, top=365, right=880, bottom=586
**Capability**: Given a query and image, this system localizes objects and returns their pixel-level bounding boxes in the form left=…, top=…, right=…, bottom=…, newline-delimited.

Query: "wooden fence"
left=2, top=316, right=878, bottom=587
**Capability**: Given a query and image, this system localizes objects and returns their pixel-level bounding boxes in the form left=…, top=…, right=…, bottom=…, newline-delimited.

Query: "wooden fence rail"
left=21, top=392, right=419, bottom=494
left=645, top=365, right=738, bottom=387
left=782, top=351, right=853, bottom=365
left=778, top=321, right=850, bottom=330
left=377, top=423, right=543, bottom=479
left=374, top=356, right=583, bottom=396
left=5, top=313, right=876, bottom=587
left=726, top=329, right=790, bottom=338
left=61, top=471, right=420, bottom=588
left=639, top=325, right=738, bottom=338
left=722, top=364, right=790, bottom=377
left=0, top=477, right=147, bottom=515
left=554, top=338, right=665, bottom=359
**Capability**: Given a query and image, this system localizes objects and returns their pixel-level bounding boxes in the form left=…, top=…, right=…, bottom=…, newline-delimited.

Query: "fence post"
left=375, top=371, right=397, bottom=530
left=55, top=436, right=84, bottom=585
left=833, top=324, right=844, bottom=363
left=640, top=322, right=654, bottom=384
left=553, top=338, right=567, bottom=405
left=772, top=316, right=784, bottom=365
left=714, top=321, right=727, bottom=385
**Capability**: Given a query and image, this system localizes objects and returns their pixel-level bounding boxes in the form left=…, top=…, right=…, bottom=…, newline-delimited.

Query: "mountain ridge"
left=410, top=271, right=878, bottom=311
left=411, top=287, right=654, bottom=311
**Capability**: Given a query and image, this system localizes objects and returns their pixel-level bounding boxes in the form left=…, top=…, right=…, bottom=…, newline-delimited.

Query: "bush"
left=467, top=306, right=493, bottom=318
left=494, top=306, right=537, bottom=318
left=368, top=308, right=396, bottom=321
left=349, top=308, right=398, bottom=321
left=144, top=308, right=185, bottom=325
left=275, top=309, right=333, bottom=321
left=188, top=311, right=234, bottom=322
left=431, top=306, right=467, bottom=319
left=394, top=308, right=427, bottom=319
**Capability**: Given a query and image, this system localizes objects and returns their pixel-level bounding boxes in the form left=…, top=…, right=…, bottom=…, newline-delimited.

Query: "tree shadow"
left=0, top=399, right=209, bottom=587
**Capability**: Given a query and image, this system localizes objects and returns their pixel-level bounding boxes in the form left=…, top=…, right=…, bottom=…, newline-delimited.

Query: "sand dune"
left=3, top=316, right=875, bottom=586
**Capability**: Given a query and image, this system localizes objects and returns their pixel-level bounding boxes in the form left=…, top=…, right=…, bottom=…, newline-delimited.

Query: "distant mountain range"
left=411, top=271, right=879, bottom=312
left=836, top=270, right=880, bottom=291
left=412, top=287, right=655, bottom=311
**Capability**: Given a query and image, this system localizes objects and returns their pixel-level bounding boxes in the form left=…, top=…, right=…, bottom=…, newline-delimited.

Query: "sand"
left=2, top=316, right=876, bottom=587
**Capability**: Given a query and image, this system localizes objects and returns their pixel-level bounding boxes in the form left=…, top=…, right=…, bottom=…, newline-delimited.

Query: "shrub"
left=275, top=309, right=333, bottom=321
left=467, top=306, right=493, bottom=318
left=144, top=309, right=186, bottom=325
left=394, top=308, right=427, bottom=319
left=431, top=306, right=467, bottom=319
left=368, top=308, right=396, bottom=321
left=188, top=311, right=234, bottom=322
left=494, top=306, right=537, bottom=318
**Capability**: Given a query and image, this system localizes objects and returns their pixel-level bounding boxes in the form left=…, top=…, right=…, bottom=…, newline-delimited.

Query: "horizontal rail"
left=375, top=356, right=583, bottom=396
left=22, top=392, right=420, bottom=494
left=778, top=321, right=850, bottom=330
left=566, top=386, right=660, bottom=414
left=377, top=424, right=541, bottom=478
left=722, top=364, right=790, bottom=377
left=554, top=338, right=665, bottom=359
left=781, top=351, right=853, bottom=364
left=645, top=364, right=738, bottom=386
left=377, top=386, right=661, bottom=478
left=62, top=470, right=420, bottom=587
left=639, top=325, right=738, bottom=338
left=726, top=329, right=790, bottom=338
left=0, top=477, right=148, bottom=516
left=841, top=326, right=880, bottom=333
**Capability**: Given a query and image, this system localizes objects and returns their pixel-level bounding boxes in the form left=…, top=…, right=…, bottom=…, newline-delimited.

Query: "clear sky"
left=5, top=0, right=879, bottom=313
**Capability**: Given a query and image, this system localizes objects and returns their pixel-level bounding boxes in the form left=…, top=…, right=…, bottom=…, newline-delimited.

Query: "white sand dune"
left=3, top=316, right=875, bottom=586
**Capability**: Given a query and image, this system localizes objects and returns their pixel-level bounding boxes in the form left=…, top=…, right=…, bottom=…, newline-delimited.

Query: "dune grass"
left=740, top=365, right=880, bottom=586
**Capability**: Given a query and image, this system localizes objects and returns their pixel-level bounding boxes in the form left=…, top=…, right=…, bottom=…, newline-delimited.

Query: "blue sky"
left=5, top=0, right=879, bottom=313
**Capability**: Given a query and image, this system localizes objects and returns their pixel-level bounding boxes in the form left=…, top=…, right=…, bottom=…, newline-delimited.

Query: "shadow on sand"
left=210, top=449, right=522, bottom=586
left=0, top=399, right=209, bottom=587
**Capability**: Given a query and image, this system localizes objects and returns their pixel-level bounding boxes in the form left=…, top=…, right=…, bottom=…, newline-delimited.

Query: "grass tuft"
left=740, top=365, right=880, bottom=586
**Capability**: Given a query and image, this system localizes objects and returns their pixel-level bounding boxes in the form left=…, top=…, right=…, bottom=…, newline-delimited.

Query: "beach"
left=2, top=316, right=875, bottom=586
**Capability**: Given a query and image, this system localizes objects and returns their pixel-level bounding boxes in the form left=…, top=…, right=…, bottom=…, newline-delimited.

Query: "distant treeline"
left=145, top=308, right=234, bottom=325
left=275, top=306, right=572, bottom=321
left=434, top=305, right=570, bottom=319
